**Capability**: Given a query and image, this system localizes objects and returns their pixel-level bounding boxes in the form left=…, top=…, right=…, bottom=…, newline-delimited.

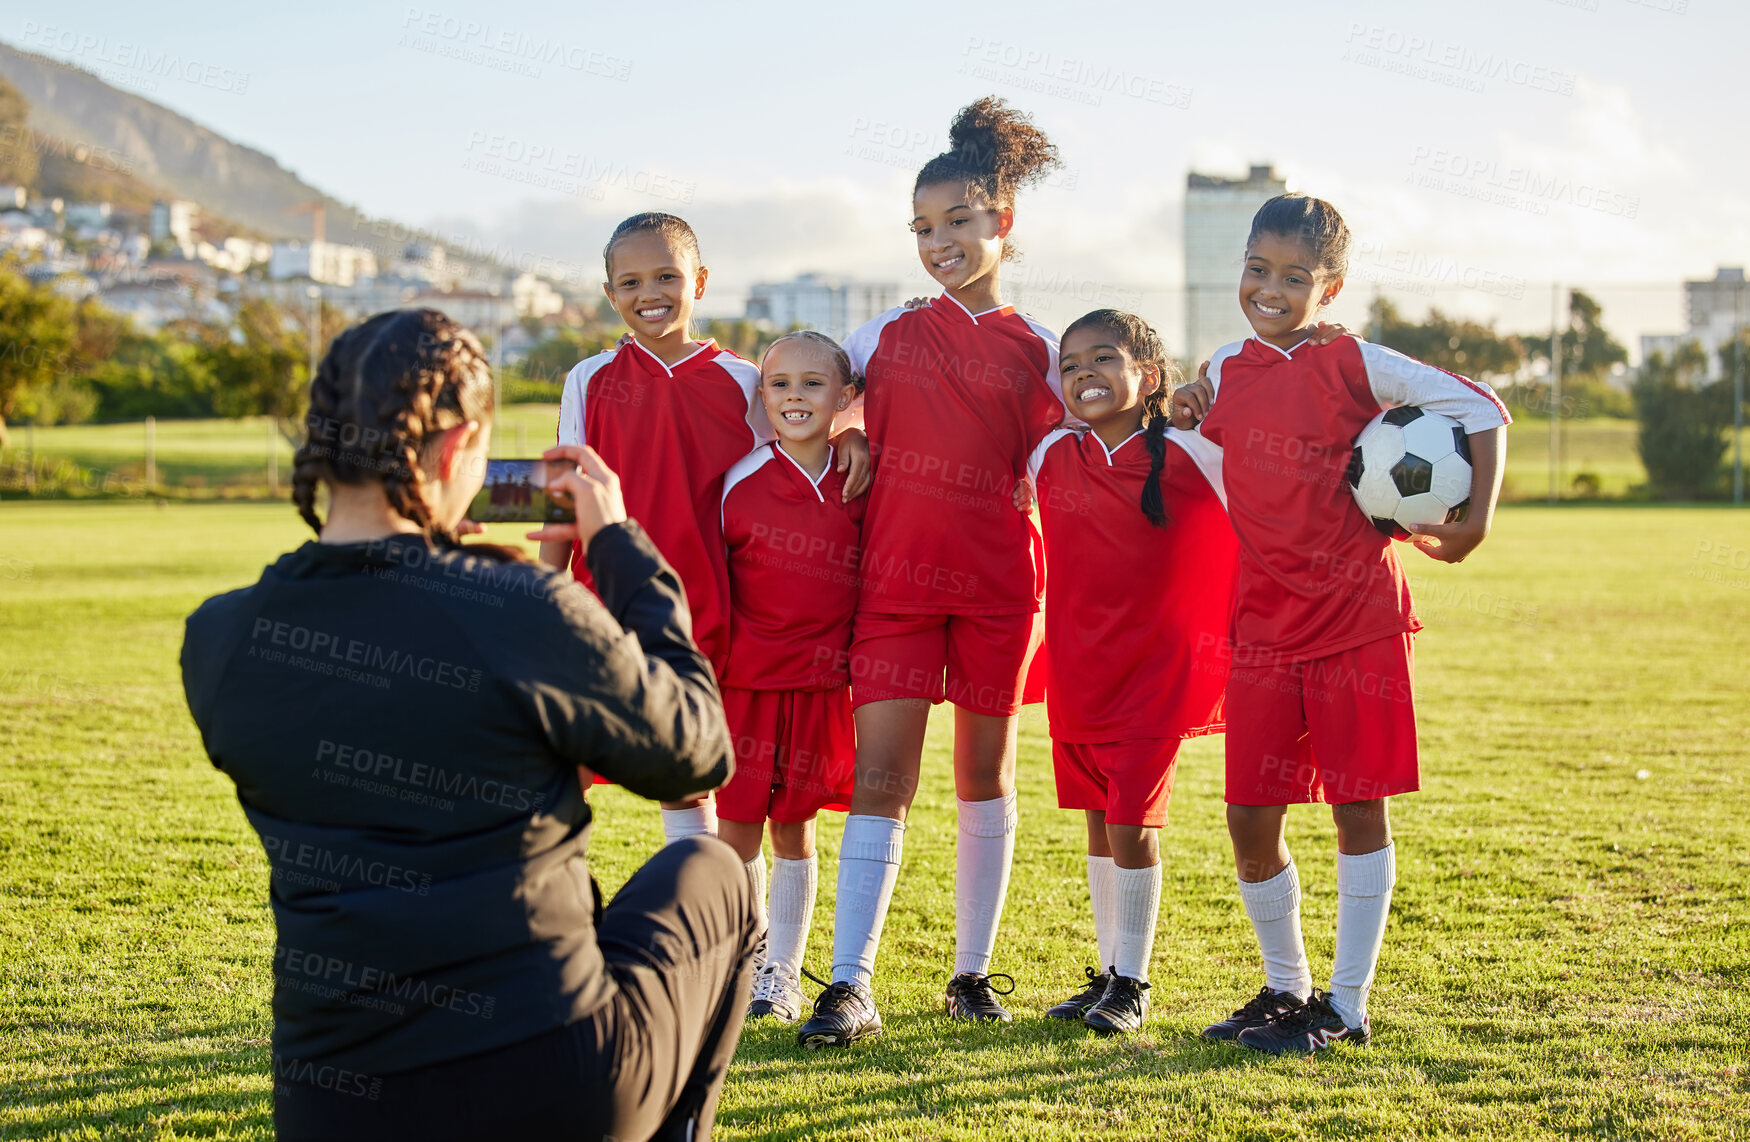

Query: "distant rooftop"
left=1187, top=164, right=1280, bottom=190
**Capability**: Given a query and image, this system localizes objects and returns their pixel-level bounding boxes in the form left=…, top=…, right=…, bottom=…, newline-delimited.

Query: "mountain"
left=0, top=41, right=350, bottom=239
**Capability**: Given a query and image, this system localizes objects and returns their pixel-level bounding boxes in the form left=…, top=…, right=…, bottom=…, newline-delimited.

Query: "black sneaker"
left=1202, top=985, right=1306, bottom=1041
left=1083, top=974, right=1150, bottom=1035
left=1236, top=989, right=1370, bottom=1054
left=1046, top=967, right=1111, bottom=1020
left=944, top=971, right=1015, bottom=1023
left=796, top=979, right=882, bottom=1049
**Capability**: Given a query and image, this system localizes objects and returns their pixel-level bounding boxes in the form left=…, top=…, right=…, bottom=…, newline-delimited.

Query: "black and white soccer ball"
left=1344, top=406, right=1472, bottom=540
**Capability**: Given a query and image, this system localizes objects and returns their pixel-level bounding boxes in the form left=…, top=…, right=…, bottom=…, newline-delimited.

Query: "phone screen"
left=466, top=459, right=575, bottom=524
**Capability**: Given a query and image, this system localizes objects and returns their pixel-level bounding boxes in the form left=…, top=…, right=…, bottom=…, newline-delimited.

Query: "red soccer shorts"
left=1052, top=738, right=1183, bottom=828
left=1224, top=633, right=1419, bottom=806
left=848, top=610, right=1043, bottom=717
left=716, top=686, right=856, bottom=824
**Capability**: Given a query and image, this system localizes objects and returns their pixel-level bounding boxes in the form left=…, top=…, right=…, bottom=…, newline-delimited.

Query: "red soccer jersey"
left=1197, top=334, right=1511, bottom=663
left=843, top=294, right=1069, bottom=615
left=720, top=444, right=866, bottom=692
left=558, top=339, right=772, bottom=675
left=1028, top=426, right=1238, bottom=742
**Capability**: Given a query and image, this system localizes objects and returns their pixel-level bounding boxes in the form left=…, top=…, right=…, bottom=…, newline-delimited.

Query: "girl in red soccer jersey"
left=1174, top=194, right=1510, bottom=1053
left=717, top=331, right=865, bottom=1025
left=1026, top=310, right=1237, bottom=1035
left=798, top=97, right=1072, bottom=1047
left=539, top=214, right=870, bottom=845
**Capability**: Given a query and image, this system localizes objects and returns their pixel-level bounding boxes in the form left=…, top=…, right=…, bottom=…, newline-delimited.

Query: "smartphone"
left=466, top=459, right=575, bottom=524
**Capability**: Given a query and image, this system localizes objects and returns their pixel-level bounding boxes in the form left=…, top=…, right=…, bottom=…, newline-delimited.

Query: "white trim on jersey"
left=720, top=445, right=779, bottom=531
left=1026, top=427, right=1077, bottom=482
left=1164, top=425, right=1228, bottom=511
left=1356, top=339, right=1511, bottom=432
left=1090, top=429, right=1144, bottom=466
left=557, top=351, right=616, bottom=446
left=837, top=306, right=909, bottom=436
left=1204, top=341, right=1247, bottom=398
left=712, top=349, right=776, bottom=448
left=1017, top=313, right=1079, bottom=428
left=774, top=443, right=833, bottom=498
left=628, top=337, right=714, bottom=377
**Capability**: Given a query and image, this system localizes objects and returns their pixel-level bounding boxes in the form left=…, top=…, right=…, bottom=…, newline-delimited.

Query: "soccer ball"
left=1344, top=406, right=1472, bottom=540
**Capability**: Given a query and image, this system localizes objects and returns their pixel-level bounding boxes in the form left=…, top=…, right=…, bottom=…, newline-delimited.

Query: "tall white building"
left=149, top=200, right=200, bottom=251
left=269, top=240, right=380, bottom=287
left=1184, top=164, right=1285, bottom=365
left=745, top=273, right=899, bottom=340
left=1640, top=266, right=1747, bottom=378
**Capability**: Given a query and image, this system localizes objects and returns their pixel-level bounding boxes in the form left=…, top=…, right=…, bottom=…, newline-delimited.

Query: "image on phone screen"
left=466, top=459, right=575, bottom=525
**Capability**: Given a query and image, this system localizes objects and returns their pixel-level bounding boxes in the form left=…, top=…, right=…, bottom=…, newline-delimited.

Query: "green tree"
left=1526, top=289, right=1629, bottom=378
left=0, top=77, right=39, bottom=191
left=1366, top=298, right=1524, bottom=380
left=185, top=298, right=310, bottom=433
left=0, top=260, right=79, bottom=447
left=1632, top=342, right=1733, bottom=499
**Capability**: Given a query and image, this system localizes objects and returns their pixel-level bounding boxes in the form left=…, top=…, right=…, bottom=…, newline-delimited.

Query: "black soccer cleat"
left=944, top=971, right=1016, bottom=1023
left=1046, top=967, right=1112, bottom=1020
left=1202, top=985, right=1306, bottom=1041
left=1236, top=989, right=1370, bottom=1054
left=1082, top=974, right=1150, bottom=1035
left=796, top=979, right=883, bottom=1049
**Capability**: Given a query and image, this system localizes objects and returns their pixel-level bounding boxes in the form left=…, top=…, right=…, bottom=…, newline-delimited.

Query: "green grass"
left=2, top=410, right=1663, bottom=502
left=2, top=502, right=1747, bottom=1139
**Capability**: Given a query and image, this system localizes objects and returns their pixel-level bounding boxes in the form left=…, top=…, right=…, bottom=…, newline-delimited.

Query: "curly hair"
left=1061, top=309, right=1183, bottom=528
left=1246, top=193, right=1352, bottom=281
left=915, top=96, right=1061, bottom=260
left=290, top=308, right=495, bottom=548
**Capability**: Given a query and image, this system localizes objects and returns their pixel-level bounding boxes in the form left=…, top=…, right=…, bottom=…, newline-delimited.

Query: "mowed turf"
left=0, top=502, right=1746, bottom=1140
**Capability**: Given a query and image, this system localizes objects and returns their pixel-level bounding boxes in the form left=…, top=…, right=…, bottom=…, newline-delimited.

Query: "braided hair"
left=1061, top=309, right=1182, bottom=528
left=291, top=308, right=494, bottom=548
left=915, top=96, right=1061, bottom=262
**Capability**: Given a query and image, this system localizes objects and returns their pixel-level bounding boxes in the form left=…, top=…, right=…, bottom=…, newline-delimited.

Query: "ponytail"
left=915, top=96, right=1061, bottom=261
left=1061, top=308, right=1181, bottom=529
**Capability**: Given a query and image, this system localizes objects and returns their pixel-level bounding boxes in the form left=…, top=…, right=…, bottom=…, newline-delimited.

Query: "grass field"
left=2, top=501, right=1747, bottom=1140
left=2, top=410, right=1655, bottom=502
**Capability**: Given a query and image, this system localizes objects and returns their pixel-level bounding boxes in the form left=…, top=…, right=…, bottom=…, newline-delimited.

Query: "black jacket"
left=180, top=522, right=730, bottom=1073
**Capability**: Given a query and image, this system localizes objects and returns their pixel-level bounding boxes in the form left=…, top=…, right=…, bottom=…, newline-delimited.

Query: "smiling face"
left=760, top=338, right=852, bottom=448
left=602, top=230, right=707, bottom=343
left=1058, top=324, right=1159, bottom=436
left=1240, top=231, right=1344, bottom=349
left=911, top=180, right=1009, bottom=299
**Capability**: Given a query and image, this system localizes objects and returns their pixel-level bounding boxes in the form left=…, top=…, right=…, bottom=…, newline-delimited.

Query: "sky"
left=8, top=0, right=1748, bottom=358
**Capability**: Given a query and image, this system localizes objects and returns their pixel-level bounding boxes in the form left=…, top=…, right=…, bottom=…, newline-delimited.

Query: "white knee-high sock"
left=830, top=815, right=905, bottom=988
left=743, top=855, right=768, bottom=936
left=1086, top=855, right=1117, bottom=971
left=1236, top=861, right=1313, bottom=999
left=1113, top=863, right=1162, bottom=983
left=662, top=802, right=717, bottom=845
left=766, top=856, right=817, bottom=978
left=953, top=792, right=1017, bottom=978
left=1331, top=843, right=1397, bottom=1028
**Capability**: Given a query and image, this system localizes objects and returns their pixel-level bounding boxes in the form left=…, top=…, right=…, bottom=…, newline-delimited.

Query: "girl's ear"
left=436, top=422, right=479, bottom=480
left=694, top=265, right=710, bottom=300
left=1140, top=365, right=1162, bottom=397
left=994, top=207, right=1015, bottom=239
left=1320, top=276, right=1346, bottom=308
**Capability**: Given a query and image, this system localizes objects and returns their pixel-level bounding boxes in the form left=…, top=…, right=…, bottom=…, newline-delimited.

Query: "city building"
left=1184, top=163, right=1285, bottom=365
left=63, top=202, right=111, bottom=230
left=150, top=200, right=200, bottom=251
left=745, top=273, right=900, bottom=340
left=1639, top=266, right=1747, bottom=379
left=268, top=239, right=380, bottom=287
left=511, top=272, right=563, bottom=319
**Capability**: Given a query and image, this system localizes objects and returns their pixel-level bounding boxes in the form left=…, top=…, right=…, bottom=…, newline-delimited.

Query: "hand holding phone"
left=525, top=445, right=628, bottom=551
